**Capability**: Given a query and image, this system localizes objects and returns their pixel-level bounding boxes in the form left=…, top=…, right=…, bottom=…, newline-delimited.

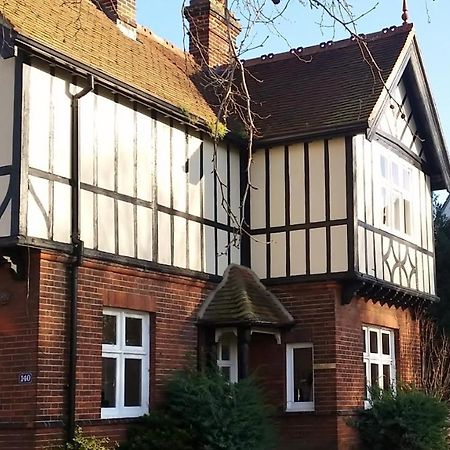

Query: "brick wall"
left=0, top=249, right=423, bottom=450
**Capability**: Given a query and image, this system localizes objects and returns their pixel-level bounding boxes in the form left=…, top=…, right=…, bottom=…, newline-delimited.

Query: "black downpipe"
left=68, top=75, right=94, bottom=443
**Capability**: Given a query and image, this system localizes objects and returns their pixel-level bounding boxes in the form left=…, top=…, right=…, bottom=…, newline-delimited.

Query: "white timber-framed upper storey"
left=0, top=1, right=448, bottom=308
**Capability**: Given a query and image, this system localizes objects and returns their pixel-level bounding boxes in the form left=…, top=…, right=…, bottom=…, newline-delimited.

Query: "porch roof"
left=198, top=264, right=294, bottom=327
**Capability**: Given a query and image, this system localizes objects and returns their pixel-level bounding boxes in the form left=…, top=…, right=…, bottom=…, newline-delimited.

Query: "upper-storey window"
left=379, top=153, right=412, bottom=236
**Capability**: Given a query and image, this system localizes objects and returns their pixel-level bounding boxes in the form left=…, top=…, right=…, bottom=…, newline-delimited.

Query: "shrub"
left=351, top=385, right=449, bottom=450
left=120, top=369, right=275, bottom=450
left=49, top=427, right=117, bottom=450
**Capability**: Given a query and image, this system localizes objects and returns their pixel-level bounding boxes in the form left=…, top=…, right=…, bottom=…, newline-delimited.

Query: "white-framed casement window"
left=101, top=308, right=150, bottom=419
left=378, top=152, right=413, bottom=236
left=216, top=329, right=238, bottom=383
left=286, top=343, right=314, bottom=412
left=362, top=326, right=396, bottom=407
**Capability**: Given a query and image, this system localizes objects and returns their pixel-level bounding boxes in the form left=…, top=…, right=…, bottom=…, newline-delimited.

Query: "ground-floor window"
left=216, top=329, right=238, bottom=383
left=286, top=343, right=314, bottom=412
left=362, top=325, right=396, bottom=405
left=101, top=308, right=150, bottom=419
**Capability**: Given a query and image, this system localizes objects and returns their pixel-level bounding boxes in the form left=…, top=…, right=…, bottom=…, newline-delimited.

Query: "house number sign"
left=18, top=372, right=33, bottom=384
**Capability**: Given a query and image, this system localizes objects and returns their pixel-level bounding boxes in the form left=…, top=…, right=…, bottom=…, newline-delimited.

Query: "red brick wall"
left=0, top=249, right=422, bottom=450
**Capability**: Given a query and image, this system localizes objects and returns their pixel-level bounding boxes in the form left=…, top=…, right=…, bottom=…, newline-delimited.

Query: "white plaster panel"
left=250, top=150, right=266, bottom=229
left=27, top=176, right=50, bottom=239
left=330, top=225, right=348, bottom=273
left=80, top=190, right=94, bottom=249
left=270, top=232, right=286, bottom=278
left=217, top=229, right=229, bottom=275
left=203, top=225, right=216, bottom=274
left=187, top=132, right=202, bottom=217
left=52, top=70, right=71, bottom=178
left=156, top=118, right=171, bottom=207
left=172, top=124, right=187, bottom=213
left=355, top=135, right=365, bottom=222
left=0, top=175, right=10, bottom=236
left=289, top=143, right=305, bottom=224
left=426, top=178, right=433, bottom=252
left=96, top=92, right=115, bottom=191
left=251, top=235, right=267, bottom=279
left=358, top=226, right=366, bottom=275
left=392, top=241, right=401, bottom=286
left=117, top=100, right=135, bottom=197
left=136, top=205, right=152, bottom=261
left=309, top=140, right=326, bottom=223
left=158, top=211, right=172, bottom=265
left=216, top=144, right=228, bottom=225
left=136, top=108, right=153, bottom=202
left=0, top=201, right=11, bottom=237
left=429, top=255, right=435, bottom=295
left=328, top=138, right=347, bottom=221
left=97, top=195, right=115, bottom=254
left=53, top=182, right=71, bottom=243
left=230, top=235, right=240, bottom=265
left=363, top=139, right=373, bottom=225
left=203, top=140, right=215, bottom=221
left=0, top=57, right=15, bottom=166
left=290, top=230, right=306, bottom=276
left=417, top=250, right=424, bottom=292
left=366, top=230, right=375, bottom=278
left=118, top=200, right=135, bottom=257
left=309, top=228, right=326, bottom=274
left=173, top=215, right=187, bottom=269
left=374, top=233, right=383, bottom=280
left=229, top=149, right=240, bottom=225
left=423, top=252, right=430, bottom=294
left=28, top=63, right=51, bottom=172
left=269, top=146, right=285, bottom=227
left=188, top=220, right=202, bottom=272
left=79, top=92, right=95, bottom=184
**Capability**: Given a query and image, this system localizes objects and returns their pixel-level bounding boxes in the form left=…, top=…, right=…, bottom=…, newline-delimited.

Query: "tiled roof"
left=244, top=25, right=413, bottom=141
left=198, top=264, right=294, bottom=327
left=0, top=0, right=217, bottom=125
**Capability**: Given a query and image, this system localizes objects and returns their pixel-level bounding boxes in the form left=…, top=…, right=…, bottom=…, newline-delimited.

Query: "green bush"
left=120, top=369, right=275, bottom=450
left=352, top=385, right=449, bottom=450
left=49, top=427, right=117, bottom=450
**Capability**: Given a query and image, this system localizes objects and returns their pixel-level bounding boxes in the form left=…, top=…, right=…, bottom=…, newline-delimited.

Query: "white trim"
left=250, top=328, right=281, bottom=344
left=101, top=308, right=150, bottom=419
left=286, top=343, right=314, bottom=412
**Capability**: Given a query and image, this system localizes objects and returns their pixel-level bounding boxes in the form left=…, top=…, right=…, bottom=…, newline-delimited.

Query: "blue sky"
left=137, top=0, right=449, bottom=195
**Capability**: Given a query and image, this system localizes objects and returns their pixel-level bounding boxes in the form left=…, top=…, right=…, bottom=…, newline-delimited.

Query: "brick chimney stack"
left=94, top=0, right=137, bottom=38
left=185, top=0, right=241, bottom=67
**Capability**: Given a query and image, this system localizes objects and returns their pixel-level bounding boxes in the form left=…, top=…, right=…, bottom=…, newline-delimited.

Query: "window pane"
left=126, top=317, right=142, bottom=347
left=382, top=333, right=390, bottom=355
left=293, top=347, right=313, bottom=402
left=404, top=199, right=411, bottom=235
left=125, top=359, right=142, bottom=407
left=221, top=366, right=231, bottom=381
left=380, top=156, right=388, bottom=178
left=403, top=169, right=410, bottom=190
left=221, top=343, right=230, bottom=361
left=381, top=188, right=389, bottom=226
left=102, top=358, right=116, bottom=408
left=383, top=365, right=391, bottom=390
left=371, top=364, right=379, bottom=388
left=369, top=331, right=378, bottom=353
left=393, top=194, right=401, bottom=230
left=392, top=163, right=399, bottom=186
left=103, top=315, right=116, bottom=345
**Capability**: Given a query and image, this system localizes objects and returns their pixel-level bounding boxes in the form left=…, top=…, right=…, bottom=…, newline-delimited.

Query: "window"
left=378, top=153, right=412, bottom=236
left=286, top=343, right=314, bottom=412
left=101, top=309, right=150, bottom=419
left=216, top=329, right=238, bottom=383
left=362, top=326, right=396, bottom=406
